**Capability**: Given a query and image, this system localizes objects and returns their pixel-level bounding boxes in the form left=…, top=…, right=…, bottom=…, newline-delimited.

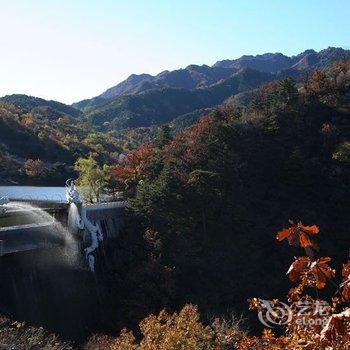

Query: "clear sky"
left=0, top=0, right=349, bottom=104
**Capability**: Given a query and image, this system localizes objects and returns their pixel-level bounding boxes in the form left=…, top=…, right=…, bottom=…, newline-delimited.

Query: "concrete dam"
left=0, top=189, right=125, bottom=271
left=0, top=183, right=128, bottom=341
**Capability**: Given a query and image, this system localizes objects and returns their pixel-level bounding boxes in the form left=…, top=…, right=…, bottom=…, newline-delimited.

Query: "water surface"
left=0, top=186, right=66, bottom=202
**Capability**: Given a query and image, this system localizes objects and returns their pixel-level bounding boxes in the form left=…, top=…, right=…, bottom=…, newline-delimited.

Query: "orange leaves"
left=287, top=257, right=334, bottom=289
left=277, top=221, right=336, bottom=290
left=309, top=69, right=330, bottom=95
left=320, top=308, right=350, bottom=343
left=24, top=158, right=47, bottom=178
left=310, top=257, right=335, bottom=289
left=287, top=257, right=311, bottom=283
left=164, top=115, right=216, bottom=177
left=114, top=142, right=155, bottom=185
left=277, top=220, right=319, bottom=250
left=341, top=262, right=350, bottom=301
left=247, top=219, right=350, bottom=348
left=138, top=304, right=216, bottom=350
left=299, top=224, right=320, bottom=235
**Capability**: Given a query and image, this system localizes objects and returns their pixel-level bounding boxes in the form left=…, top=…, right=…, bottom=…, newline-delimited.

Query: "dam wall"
left=0, top=200, right=125, bottom=258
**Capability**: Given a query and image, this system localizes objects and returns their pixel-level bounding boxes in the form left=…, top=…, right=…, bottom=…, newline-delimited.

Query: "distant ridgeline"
left=72, top=47, right=350, bottom=129
left=0, top=47, right=349, bottom=184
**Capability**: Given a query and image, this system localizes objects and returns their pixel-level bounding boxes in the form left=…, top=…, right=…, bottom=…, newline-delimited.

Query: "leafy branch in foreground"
left=249, top=221, right=350, bottom=349
left=84, top=220, right=350, bottom=349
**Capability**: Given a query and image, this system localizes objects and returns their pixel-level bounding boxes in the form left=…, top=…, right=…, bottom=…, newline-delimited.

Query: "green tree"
left=74, top=157, right=107, bottom=202
left=155, top=125, right=172, bottom=148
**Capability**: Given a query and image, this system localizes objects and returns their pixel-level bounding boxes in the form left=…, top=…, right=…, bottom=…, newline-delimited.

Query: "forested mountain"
left=73, top=66, right=238, bottom=109
left=1, top=47, right=349, bottom=185
left=105, top=62, right=350, bottom=343
left=82, top=68, right=274, bottom=129
left=0, top=101, right=122, bottom=184
left=1, top=53, right=350, bottom=348
left=1, top=94, right=82, bottom=119
left=72, top=47, right=350, bottom=130
left=78, top=47, right=349, bottom=107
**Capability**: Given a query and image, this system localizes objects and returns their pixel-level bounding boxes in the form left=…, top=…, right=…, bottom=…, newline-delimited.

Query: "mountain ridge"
left=74, top=47, right=350, bottom=110
left=82, top=68, right=275, bottom=129
left=1, top=47, right=348, bottom=133
left=1, top=94, right=82, bottom=119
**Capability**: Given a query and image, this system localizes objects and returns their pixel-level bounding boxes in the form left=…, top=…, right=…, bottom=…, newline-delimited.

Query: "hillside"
left=72, top=47, right=349, bottom=130
left=0, top=59, right=349, bottom=348
left=109, top=61, right=350, bottom=338
left=76, top=47, right=349, bottom=105
left=0, top=99, right=122, bottom=185
left=1, top=94, right=82, bottom=119
left=82, top=69, right=274, bottom=129
left=80, top=48, right=346, bottom=106
left=1, top=47, right=349, bottom=184
left=74, top=65, right=238, bottom=109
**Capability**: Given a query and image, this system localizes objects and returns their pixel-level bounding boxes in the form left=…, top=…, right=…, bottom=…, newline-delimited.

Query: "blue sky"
left=0, top=0, right=349, bottom=104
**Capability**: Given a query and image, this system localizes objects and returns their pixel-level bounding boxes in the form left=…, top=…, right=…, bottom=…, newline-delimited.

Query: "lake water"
left=0, top=186, right=66, bottom=202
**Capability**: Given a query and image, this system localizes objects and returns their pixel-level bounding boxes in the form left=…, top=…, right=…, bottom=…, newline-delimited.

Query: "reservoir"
left=0, top=186, right=66, bottom=202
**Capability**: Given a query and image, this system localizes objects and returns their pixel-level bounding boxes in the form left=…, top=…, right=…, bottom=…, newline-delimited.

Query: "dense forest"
left=1, top=47, right=349, bottom=185
left=1, top=55, right=350, bottom=349
left=0, top=100, right=124, bottom=185
left=103, top=60, right=350, bottom=331
left=89, top=61, right=350, bottom=349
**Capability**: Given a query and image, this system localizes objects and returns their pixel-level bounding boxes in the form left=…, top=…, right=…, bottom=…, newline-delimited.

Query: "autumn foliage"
left=277, top=220, right=319, bottom=249
left=23, top=158, right=47, bottom=178
left=99, top=62, right=350, bottom=349
left=114, top=142, right=155, bottom=193
left=248, top=222, right=350, bottom=349
left=82, top=221, right=350, bottom=350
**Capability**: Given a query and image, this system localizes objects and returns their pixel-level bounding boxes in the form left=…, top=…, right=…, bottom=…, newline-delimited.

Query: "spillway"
left=0, top=198, right=125, bottom=271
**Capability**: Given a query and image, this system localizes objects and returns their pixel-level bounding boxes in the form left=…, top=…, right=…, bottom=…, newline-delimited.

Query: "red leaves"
left=247, top=217, right=350, bottom=347
left=277, top=221, right=337, bottom=289
left=164, top=116, right=216, bottom=182
left=287, top=257, right=334, bottom=289
left=24, top=158, right=47, bottom=178
left=277, top=220, right=319, bottom=250
left=310, top=257, right=335, bottom=289
left=287, top=257, right=311, bottom=283
left=114, top=142, right=155, bottom=185
left=320, top=308, right=350, bottom=342
left=309, top=69, right=328, bottom=94
left=299, top=224, right=320, bottom=235
left=341, top=262, right=350, bottom=301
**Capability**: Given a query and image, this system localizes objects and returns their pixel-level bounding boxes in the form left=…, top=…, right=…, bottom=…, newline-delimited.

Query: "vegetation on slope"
left=2, top=48, right=349, bottom=186
left=0, top=60, right=349, bottom=348
left=0, top=100, right=123, bottom=184
left=0, top=315, right=73, bottom=350
left=86, top=221, right=350, bottom=350
left=1, top=94, right=82, bottom=119
left=104, top=61, right=350, bottom=332
left=75, top=47, right=350, bottom=111
left=83, top=69, right=274, bottom=129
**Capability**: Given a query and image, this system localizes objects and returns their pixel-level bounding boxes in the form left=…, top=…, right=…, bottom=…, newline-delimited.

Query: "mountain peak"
left=213, top=47, right=349, bottom=73
left=73, top=47, right=349, bottom=129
